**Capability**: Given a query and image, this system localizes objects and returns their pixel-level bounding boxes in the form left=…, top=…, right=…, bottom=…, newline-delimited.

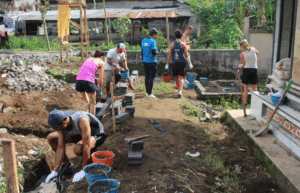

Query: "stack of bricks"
left=124, top=93, right=135, bottom=106
left=119, top=83, right=129, bottom=94
left=110, top=99, right=123, bottom=116
left=125, top=105, right=135, bottom=117
left=127, top=140, right=143, bottom=165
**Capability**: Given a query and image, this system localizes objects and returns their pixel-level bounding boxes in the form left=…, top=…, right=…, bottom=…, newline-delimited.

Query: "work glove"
left=239, top=64, right=244, bottom=68
left=192, top=39, right=197, bottom=44
left=72, top=170, right=85, bottom=183
left=189, top=63, right=193, bottom=69
left=165, top=64, right=169, bottom=70
left=98, top=89, right=103, bottom=96
left=45, top=171, right=58, bottom=183
left=158, top=49, right=162, bottom=54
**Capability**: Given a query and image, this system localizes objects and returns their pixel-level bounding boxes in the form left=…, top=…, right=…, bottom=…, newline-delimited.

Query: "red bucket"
left=91, top=151, right=115, bottom=167
left=162, top=75, right=172, bottom=83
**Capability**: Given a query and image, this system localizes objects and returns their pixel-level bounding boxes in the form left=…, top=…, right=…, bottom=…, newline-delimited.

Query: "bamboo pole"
left=103, top=0, right=109, bottom=45
left=166, top=12, right=170, bottom=45
left=110, top=82, right=116, bottom=133
left=60, top=37, right=63, bottom=62
left=84, top=7, right=89, bottom=58
left=80, top=5, right=84, bottom=60
left=3, top=140, right=19, bottom=193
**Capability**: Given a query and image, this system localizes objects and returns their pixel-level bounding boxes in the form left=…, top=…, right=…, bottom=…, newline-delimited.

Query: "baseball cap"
left=48, top=109, right=73, bottom=128
left=117, top=43, right=126, bottom=52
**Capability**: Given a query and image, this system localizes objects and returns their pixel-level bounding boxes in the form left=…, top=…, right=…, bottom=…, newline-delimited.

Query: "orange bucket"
left=162, top=75, right=172, bottom=83
left=91, top=151, right=115, bottom=167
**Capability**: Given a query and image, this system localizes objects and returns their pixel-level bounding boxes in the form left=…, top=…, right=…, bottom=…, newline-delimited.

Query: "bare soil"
left=202, top=81, right=224, bottom=93
left=0, top=62, right=284, bottom=193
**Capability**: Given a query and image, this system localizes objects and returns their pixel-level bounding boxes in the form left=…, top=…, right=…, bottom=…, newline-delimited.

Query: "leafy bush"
left=141, top=27, right=168, bottom=49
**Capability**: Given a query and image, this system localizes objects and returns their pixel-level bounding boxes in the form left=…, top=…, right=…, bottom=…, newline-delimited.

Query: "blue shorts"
left=75, top=80, right=98, bottom=93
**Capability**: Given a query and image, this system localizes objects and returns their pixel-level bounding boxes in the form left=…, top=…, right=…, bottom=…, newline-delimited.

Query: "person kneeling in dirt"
left=45, top=109, right=107, bottom=183
left=76, top=50, right=105, bottom=115
left=105, top=43, right=135, bottom=97
left=165, top=29, right=193, bottom=98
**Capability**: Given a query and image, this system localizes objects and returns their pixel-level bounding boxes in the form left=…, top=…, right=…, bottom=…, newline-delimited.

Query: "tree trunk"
left=43, top=18, right=51, bottom=51
left=257, top=0, right=267, bottom=29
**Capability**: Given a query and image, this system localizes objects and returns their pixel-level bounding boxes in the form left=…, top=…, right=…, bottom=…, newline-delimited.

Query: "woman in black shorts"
left=239, top=39, right=259, bottom=105
left=75, top=50, right=105, bottom=115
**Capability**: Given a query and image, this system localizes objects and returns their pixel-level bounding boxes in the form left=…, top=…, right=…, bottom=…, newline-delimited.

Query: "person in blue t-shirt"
left=141, top=28, right=161, bottom=99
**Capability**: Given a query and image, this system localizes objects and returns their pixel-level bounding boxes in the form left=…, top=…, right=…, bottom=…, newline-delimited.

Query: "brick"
left=132, top=70, right=138, bottom=76
left=128, top=150, right=143, bottom=160
left=113, top=112, right=132, bottom=124
left=127, top=140, right=144, bottom=151
left=128, top=159, right=143, bottom=166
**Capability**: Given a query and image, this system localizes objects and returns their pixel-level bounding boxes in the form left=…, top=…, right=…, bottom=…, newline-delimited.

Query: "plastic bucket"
left=186, top=72, right=197, bottom=82
left=271, top=95, right=285, bottom=106
left=162, top=75, right=172, bottom=83
left=187, top=82, right=196, bottom=89
left=92, top=151, right=115, bottom=167
left=88, top=179, right=120, bottom=193
left=120, top=71, right=129, bottom=79
left=84, top=163, right=112, bottom=186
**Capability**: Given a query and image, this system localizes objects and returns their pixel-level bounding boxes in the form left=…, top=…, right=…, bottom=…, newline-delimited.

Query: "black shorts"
left=172, top=62, right=187, bottom=77
left=75, top=80, right=98, bottom=93
left=242, top=68, right=258, bottom=85
left=70, top=129, right=107, bottom=153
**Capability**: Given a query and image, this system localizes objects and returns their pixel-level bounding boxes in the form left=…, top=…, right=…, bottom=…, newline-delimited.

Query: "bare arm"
left=122, top=59, right=128, bottom=70
left=181, top=42, right=189, bottom=59
left=53, top=132, right=65, bottom=172
left=79, top=117, right=92, bottom=170
left=240, top=53, right=245, bottom=67
left=253, top=47, right=259, bottom=55
left=166, top=43, right=173, bottom=65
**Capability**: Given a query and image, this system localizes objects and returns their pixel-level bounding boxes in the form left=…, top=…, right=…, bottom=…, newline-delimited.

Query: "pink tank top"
left=76, top=58, right=98, bottom=83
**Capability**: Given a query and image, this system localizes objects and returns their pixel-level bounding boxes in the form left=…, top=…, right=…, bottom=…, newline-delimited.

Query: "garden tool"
left=237, top=70, right=255, bottom=120
left=256, top=79, right=293, bottom=137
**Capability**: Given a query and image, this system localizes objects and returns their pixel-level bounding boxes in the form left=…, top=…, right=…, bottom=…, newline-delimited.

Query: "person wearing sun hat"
left=45, top=109, right=107, bottom=183
left=104, top=43, right=135, bottom=97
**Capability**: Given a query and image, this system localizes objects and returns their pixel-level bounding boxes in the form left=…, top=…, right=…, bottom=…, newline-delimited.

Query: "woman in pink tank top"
left=75, top=50, right=105, bottom=115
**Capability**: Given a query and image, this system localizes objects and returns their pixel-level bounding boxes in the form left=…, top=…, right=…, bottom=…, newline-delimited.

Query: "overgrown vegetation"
left=112, top=14, right=131, bottom=43
left=46, top=67, right=80, bottom=83
left=141, top=27, right=168, bottom=49
left=205, top=95, right=250, bottom=110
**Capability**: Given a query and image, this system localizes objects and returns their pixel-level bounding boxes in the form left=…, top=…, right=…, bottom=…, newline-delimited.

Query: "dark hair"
left=94, top=50, right=104, bottom=58
left=175, top=29, right=183, bottom=39
left=149, top=28, right=158, bottom=36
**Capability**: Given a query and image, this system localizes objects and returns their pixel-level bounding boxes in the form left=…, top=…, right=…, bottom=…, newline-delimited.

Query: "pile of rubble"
left=189, top=100, right=223, bottom=122
left=0, top=62, right=72, bottom=93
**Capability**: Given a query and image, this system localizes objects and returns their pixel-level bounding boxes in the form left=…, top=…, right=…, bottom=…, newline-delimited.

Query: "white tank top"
left=243, top=48, right=257, bottom=69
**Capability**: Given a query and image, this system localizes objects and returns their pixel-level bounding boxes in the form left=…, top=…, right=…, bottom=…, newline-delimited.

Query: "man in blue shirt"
left=141, top=28, right=160, bottom=99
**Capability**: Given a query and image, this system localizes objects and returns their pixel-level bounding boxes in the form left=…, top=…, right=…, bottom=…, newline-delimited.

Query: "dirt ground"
left=0, top=62, right=284, bottom=193
left=202, top=81, right=225, bottom=93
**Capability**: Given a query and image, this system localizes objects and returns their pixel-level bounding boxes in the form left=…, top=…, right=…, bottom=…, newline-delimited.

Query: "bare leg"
left=127, top=78, right=135, bottom=90
left=79, top=91, right=89, bottom=112
left=47, top=132, right=70, bottom=165
left=178, top=76, right=184, bottom=91
left=175, top=75, right=179, bottom=90
left=252, top=84, right=258, bottom=92
left=73, top=137, right=97, bottom=156
left=87, top=91, right=97, bottom=115
left=243, top=84, right=249, bottom=104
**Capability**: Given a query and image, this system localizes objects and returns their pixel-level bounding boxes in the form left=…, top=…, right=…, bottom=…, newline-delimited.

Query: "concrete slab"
left=227, top=109, right=300, bottom=193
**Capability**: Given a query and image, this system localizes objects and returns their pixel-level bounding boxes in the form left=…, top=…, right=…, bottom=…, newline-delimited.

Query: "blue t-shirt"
left=141, top=37, right=157, bottom=63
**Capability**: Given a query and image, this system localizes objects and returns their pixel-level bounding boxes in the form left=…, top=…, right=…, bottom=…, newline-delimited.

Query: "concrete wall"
left=249, top=30, right=274, bottom=76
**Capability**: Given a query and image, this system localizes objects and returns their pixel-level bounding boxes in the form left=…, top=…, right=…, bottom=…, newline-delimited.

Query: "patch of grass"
left=179, top=102, right=203, bottom=118
left=258, top=77, right=267, bottom=92
left=136, top=79, right=173, bottom=95
left=204, top=95, right=248, bottom=110
left=74, top=57, right=82, bottom=62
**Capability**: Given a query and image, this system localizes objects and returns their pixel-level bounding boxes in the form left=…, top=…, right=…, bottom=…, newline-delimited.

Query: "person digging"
left=104, top=43, right=135, bottom=97
left=45, top=109, right=107, bottom=183
left=166, top=29, right=193, bottom=98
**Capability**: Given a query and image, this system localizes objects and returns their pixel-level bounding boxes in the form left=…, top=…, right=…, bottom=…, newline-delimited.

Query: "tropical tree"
left=36, top=0, right=50, bottom=50
left=112, top=14, right=131, bottom=43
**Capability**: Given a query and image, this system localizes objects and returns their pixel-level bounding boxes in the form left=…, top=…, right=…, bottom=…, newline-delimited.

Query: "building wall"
left=249, top=31, right=274, bottom=76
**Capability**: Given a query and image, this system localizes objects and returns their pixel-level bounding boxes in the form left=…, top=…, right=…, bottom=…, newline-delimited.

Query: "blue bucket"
left=120, top=71, right=129, bottom=79
left=88, top=179, right=120, bottom=193
left=84, top=163, right=112, bottom=186
left=186, top=73, right=197, bottom=82
left=199, top=77, right=208, bottom=82
left=271, top=95, right=285, bottom=106
left=187, top=82, right=196, bottom=89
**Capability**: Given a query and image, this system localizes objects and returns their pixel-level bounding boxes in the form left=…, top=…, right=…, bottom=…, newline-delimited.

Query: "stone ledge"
left=226, top=109, right=300, bottom=193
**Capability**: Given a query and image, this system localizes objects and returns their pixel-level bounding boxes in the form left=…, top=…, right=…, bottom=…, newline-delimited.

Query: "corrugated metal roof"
left=17, top=7, right=191, bottom=21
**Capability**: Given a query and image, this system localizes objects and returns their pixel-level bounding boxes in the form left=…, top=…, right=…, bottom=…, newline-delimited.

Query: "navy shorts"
left=75, top=80, right=98, bottom=93
left=242, top=68, right=258, bottom=85
left=172, top=62, right=187, bottom=77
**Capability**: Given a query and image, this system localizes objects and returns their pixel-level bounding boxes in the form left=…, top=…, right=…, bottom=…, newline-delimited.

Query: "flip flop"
left=154, top=124, right=165, bottom=132
left=148, top=119, right=158, bottom=124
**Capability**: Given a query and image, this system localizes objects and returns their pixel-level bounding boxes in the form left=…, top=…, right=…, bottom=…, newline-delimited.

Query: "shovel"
left=237, top=70, right=255, bottom=120
left=255, top=79, right=293, bottom=137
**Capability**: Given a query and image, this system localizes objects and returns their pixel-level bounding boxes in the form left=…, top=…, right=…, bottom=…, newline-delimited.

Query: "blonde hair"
left=239, top=39, right=250, bottom=51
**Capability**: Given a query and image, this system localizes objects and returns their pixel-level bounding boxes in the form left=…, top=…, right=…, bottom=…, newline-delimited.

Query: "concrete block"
left=132, top=70, right=138, bottom=75
left=128, top=140, right=144, bottom=151
left=128, top=159, right=143, bottom=166
left=96, top=102, right=104, bottom=114
left=96, top=98, right=111, bottom=120
left=113, top=112, right=132, bottom=124
left=128, top=150, right=143, bottom=160
left=26, top=182, right=58, bottom=193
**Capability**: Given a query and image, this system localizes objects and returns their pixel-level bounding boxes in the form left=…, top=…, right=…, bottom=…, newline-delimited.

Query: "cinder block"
left=132, top=70, right=138, bottom=76
left=96, top=103, right=105, bottom=114
left=128, top=159, right=143, bottom=166
left=127, top=140, right=144, bottom=151
left=128, top=150, right=143, bottom=160
left=113, top=112, right=132, bottom=124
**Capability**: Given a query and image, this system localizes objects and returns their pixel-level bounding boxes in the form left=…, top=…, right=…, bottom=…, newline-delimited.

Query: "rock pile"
left=0, top=62, right=70, bottom=92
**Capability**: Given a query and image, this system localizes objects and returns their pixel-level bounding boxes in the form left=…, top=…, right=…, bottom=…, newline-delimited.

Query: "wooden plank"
left=3, top=140, right=19, bottom=193
left=111, top=82, right=116, bottom=133
left=60, top=37, right=63, bottom=62
left=69, top=20, right=80, bottom=29
left=80, top=5, right=84, bottom=60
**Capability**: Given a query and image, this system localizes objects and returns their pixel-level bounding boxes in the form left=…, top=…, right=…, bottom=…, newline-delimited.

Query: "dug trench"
left=0, top=68, right=284, bottom=193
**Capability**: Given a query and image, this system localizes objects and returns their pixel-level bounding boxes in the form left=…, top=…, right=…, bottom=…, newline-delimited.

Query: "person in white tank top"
left=239, top=39, right=259, bottom=105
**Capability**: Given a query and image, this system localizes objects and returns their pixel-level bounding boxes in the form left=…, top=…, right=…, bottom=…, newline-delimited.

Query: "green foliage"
left=141, top=27, right=168, bottom=49
left=186, top=0, right=243, bottom=49
left=205, top=95, right=244, bottom=110
left=112, top=14, right=131, bottom=43
left=179, top=102, right=203, bottom=118
left=249, top=0, right=275, bottom=30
